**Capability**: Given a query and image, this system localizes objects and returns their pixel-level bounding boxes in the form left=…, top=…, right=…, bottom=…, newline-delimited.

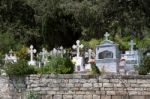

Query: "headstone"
left=39, top=48, right=49, bottom=66
left=28, top=45, right=37, bottom=65
left=59, top=46, right=66, bottom=57
left=121, top=40, right=140, bottom=74
left=96, top=32, right=120, bottom=73
left=85, top=49, right=95, bottom=71
left=72, top=40, right=84, bottom=72
left=51, top=48, right=57, bottom=56
left=129, top=40, right=136, bottom=52
left=4, top=50, right=17, bottom=63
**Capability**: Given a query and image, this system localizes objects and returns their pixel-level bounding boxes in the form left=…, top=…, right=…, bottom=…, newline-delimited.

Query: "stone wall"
left=0, top=76, right=12, bottom=99
left=26, top=74, right=150, bottom=99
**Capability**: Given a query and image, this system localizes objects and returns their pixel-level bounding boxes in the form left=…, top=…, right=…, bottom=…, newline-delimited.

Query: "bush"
left=5, top=60, right=37, bottom=76
left=91, top=64, right=101, bottom=75
left=37, top=56, right=74, bottom=74
left=137, top=56, right=150, bottom=75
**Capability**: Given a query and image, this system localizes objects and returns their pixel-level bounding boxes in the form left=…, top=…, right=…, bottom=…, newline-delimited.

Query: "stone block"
left=69, top=79, right=79, bottom=83
left=128, top=79, right=137, bottom=83
left=53, top=95, right=62, bottom=99
left=100, top=96, right=111, bottom=99
left=128, top=91, right=138, bottom=95
left=110, top=79, right=119, bottom=83
left=93, top=83, right=102, bottom=87
left=93, top=95, right=100, bottom=99
left=145, top=96, right=150, bottom=99
left=63, top=95, right=73, bottom=99
left=73, top=95, right=83, bottom=99
left=103, top=83, right=113, bottom=87
left=45, top=95, right=52, bottom=99
left=137, top=79, right=148, bottom=84
left=101, top=79, right=110, bottom=83
left=83, top=83, right=92, bottom=87
left=66, top=84, right=74, bottom=87
left=106, top=91, right=116, bottom=95
left=75, top=91, right=85, bottom=95
left=130, top=96, right=145, bottom=99
left=111, top=96, right=122, bottom=99
left=83, top=95, right=92, bottom=99
left=47, top=91, right=56, bottom=94
left=88, top=79, right=98, bottom=83
left=140, top=84, right=150, bottom=87
left=96, top=91, right=106, bottom=95
left=74, top=83, right=82, bottom=87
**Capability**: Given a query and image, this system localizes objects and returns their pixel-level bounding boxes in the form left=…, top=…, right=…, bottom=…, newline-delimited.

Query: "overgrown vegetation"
left=5, top=60, right=37, bottom=76
left=91, top=64, right=101, bottom=75
left=136, top=56, right=150, bottom=75
left=37, top=56, right=74, bottom=74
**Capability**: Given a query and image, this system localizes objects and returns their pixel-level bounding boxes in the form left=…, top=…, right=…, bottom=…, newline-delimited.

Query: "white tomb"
left=72, top=40, right=84, bottom=72
left=96, top=32, right=120, bottom=73
left=28, top=45, right=37, bottom=66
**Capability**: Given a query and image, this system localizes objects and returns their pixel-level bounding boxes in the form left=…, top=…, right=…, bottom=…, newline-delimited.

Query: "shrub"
left=91, top=64, right=101, bottom=75
left=27, top=91, right=39, bottom=99
left=5, top=60, right=37, bottom=76
left=37, top=56, right=74, bottom=74
left=137, top=56, right=150, bottom=75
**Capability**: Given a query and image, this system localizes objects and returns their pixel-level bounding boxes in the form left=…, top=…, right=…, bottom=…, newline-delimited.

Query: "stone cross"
left=72, top=40, right=84, bottom=58
left=59, top=46, right=66, bottom=57
left=104, top=32, right=110, bottom=40
left=39, top=48, right=48, bottom=62
left=129, top=40, right=136, bottom=52
left=51, top=48, right=57, bottom=56
left=9, top=49, right=13, bottom=57
left=28, top=45, right=36, bottom=62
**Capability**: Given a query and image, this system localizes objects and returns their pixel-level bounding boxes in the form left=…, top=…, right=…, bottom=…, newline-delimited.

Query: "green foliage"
left=136, top=56, right=150, bottom=75
left=81, top=39, right=101, bottom=49
left=27, top=91, right=39, bottom=99
left=37, top=56, right=74, bottom=74
left=5, top=60, right=37, bottom=76
left=0, top=0, right=150, bottom=53
left=91, top=64, right=101, bottom=75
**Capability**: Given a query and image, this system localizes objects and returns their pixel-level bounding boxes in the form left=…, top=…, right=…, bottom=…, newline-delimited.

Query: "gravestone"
left=4, top=50, right=17, bottom=63
left=96, top=32, right=120, bottom=73
left=28, top=45, right=37, bottom=65
left=39, top=48, right=49, bottom=66
left=58, top=46, right=66, bottom=57
left=121, top=40, right=140, bottom=74
left=72, top=40, right=84, bottom=72
left=85, top=49, right=95, bottom=71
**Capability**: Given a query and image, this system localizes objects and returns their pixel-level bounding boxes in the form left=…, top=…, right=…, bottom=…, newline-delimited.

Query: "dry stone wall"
left=26, top=74, right=150, bottom=99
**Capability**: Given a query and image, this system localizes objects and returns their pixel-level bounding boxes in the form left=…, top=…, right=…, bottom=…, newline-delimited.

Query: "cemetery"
left=0, top=0, right=150, bottom=99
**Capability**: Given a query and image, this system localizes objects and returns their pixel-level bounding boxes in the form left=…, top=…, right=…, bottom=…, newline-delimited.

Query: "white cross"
left=59, top=46, right=66, bottom=57
left=72, top=40, right=84, bottom=58
left=104, top=32, right=110, bottom=40
left=9, top=49, right=13, bottom=57
left=39, top=48, right=48, bottom=62
left=28, top=45, right=36, bottom=62
left=129, top=40, right=136, bottom=52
